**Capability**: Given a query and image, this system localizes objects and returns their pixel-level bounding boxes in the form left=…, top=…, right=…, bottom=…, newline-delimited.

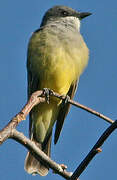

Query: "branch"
left=70, top=120, right=117, bottom=180
left=11, top=129, right=73, bottom=179
left=0, top=90, right=113, bottom=144
left=0, top=89, right=115, bottom=180
left=0, top=90, right=75, bottom=179
left=50, top=91, right=114, bottom=124
left=0, top=90, right=45, bottom=144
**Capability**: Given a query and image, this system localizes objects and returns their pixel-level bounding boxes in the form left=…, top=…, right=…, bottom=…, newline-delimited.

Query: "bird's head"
left=40, top=5, right=92, bottom=30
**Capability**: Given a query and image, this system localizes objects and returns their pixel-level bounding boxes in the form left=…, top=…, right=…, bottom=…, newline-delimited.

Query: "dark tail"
left=24, top=136, right=51, bottom=176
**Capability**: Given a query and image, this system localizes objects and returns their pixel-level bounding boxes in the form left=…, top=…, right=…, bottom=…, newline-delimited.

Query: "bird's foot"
left=43, top=88, right=50, bottom=104
left=43, top=88, right=54, bottom=104
left=61, top=95, right=70, bottom=107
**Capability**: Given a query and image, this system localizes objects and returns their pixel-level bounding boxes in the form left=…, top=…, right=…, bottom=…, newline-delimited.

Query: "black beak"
left=78, top=12, right=92, bottom=19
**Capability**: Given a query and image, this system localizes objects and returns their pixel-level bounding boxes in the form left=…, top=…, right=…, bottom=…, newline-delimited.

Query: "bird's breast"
left=28, top=28, right=89, bottom=95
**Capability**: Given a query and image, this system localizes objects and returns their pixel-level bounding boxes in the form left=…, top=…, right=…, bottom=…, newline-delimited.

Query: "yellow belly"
left=36, top=45, right=88, bottom=95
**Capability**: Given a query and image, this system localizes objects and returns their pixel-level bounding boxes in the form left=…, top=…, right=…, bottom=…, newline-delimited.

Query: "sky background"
left=0, top=0, right=117, bottom=180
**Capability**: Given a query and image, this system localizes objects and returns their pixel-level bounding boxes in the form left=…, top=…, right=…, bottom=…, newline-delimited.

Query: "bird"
left=24, top=5, right=91, bottom=176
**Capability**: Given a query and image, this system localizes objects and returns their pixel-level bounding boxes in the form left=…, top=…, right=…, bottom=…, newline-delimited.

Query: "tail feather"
left=24, top=136, right=51, bottom=176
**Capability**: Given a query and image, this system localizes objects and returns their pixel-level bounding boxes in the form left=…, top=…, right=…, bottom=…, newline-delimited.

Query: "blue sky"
left=0, top=0, right=117, bottom=180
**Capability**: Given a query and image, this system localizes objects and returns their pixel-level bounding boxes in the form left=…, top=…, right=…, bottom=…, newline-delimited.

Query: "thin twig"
left=0, top=90, right=45, bottom=144
left=11, top=129, right=74, bottom=179
left=70, top=120, right=117, bottom=180
left=50, top=91, right=114, bottom=124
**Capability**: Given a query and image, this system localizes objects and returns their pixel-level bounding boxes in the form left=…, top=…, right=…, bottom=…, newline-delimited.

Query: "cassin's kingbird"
left=25, top=5, right=91, bottom=176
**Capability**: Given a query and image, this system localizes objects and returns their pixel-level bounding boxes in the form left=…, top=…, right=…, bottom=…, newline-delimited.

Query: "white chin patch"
left=65, top=16, right=80, bottom=31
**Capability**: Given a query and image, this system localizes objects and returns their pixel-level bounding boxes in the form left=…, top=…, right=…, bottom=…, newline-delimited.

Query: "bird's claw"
left=62, top=95, right=70, bottom=107
left=64, top=95, right=70, bottom=104
left=42, top=88, right=54, bottom=104
left=43, top=88, right=50, bottom=104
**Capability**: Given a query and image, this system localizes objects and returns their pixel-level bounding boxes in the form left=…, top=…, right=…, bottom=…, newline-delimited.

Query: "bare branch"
left=0, top=89, right=115, bottom=180
left=11, top=129, right=74, bottom=179
left=50, top=91, right=114, bottom=124
left=0, top=90, right=45, bottom=144
left=70, top=120, right=117, bottom=180
left=0, top=89, right=113, bottom=144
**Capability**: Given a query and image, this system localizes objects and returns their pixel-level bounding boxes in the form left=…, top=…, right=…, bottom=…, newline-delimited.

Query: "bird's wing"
left=27, top=62, right=40, bottom=137
left=54, top=80, right=78, bottom=144
left=27, top=28, right=43, bottom=137
left=27, top=51, right=52, bottom=175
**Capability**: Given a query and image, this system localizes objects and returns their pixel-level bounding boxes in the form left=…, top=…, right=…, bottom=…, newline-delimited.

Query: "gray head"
left=40, top=5, right=91, bottom=28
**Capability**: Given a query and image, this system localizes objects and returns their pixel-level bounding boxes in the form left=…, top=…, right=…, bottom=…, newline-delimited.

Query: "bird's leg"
left=61, top=95, right=70, bottom=107
left=43, top=88, right=51, bottom=104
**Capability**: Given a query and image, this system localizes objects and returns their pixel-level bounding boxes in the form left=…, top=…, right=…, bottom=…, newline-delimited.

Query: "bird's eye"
left=62, top=11, right=68, bottom=16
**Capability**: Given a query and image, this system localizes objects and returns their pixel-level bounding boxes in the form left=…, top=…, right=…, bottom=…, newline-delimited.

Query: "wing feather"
left=54, top=80, right=78, bottom=144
